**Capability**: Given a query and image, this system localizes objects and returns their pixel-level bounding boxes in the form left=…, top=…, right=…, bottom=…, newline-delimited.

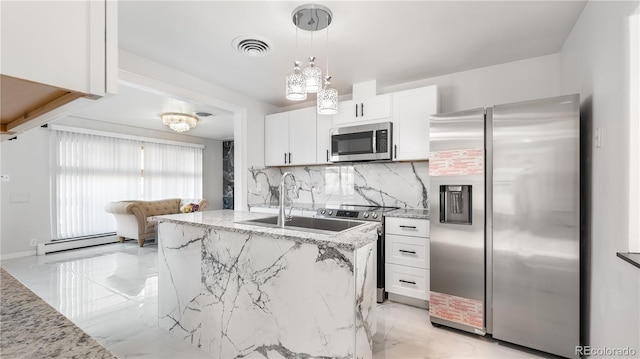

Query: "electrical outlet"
left=30, top=238, right=37, bottom=247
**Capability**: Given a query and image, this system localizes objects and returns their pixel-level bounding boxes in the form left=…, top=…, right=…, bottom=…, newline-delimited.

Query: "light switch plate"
left=0, top=174, right=9, bottom=182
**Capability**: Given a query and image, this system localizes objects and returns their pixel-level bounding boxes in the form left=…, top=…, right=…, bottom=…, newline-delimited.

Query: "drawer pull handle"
left=399, top=249, right=417, bottom=255
left=399, top=279, right=416, bottom=285
left=399, top=225, right=417, bottom=229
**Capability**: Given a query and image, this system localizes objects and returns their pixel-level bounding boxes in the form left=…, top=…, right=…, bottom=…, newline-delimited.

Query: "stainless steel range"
left=315, top=204, right=398, bottom=222
left=316, top=204, right=399, bottom=303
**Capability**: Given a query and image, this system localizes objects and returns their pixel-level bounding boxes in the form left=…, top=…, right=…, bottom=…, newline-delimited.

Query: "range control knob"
left=328, top=210, right=333, bottom=215
left=363, top=212, right=369, bottom=218
left=321, top=209, right=326, bottom=214
left=372, top=213, right=379, bottom=219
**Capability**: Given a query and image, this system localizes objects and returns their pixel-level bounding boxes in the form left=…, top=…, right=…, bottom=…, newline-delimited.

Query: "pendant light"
left=286, top=61, right=307, bottom=101
left=285, top=12, right=306, bottom=101
left=317, top=11, right=338, bottom=115
left=286, top=4, right=335, bottom=106
left=303, top=56, right=322, bottom=93
left=318, top=76, right=338, bottom=115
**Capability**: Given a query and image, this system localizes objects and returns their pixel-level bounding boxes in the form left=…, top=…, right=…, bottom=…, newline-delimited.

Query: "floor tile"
left=1, top=242, right=549, bottom=359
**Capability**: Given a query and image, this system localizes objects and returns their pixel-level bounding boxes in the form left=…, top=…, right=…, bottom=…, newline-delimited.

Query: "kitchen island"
left=154, top=210, right=378, bottom=359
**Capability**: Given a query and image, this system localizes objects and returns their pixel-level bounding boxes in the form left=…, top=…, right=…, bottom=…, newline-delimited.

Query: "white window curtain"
left=142, top=142, right=203, bottom=200
left=52, top=131, right=142, bottom=239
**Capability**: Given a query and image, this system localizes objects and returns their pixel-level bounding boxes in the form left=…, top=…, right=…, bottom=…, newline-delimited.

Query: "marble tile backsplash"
left=248, top=162, right=429, bottom=209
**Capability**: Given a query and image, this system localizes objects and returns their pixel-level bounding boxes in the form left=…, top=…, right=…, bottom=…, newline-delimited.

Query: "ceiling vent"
left=232, top=36, right=271, bottom=57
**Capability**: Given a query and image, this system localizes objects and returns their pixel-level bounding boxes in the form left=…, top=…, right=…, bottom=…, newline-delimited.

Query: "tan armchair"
left=104, top=198, right=209, bottom=247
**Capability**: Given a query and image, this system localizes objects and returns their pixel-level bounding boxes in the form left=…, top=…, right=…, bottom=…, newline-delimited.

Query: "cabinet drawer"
left=385, top=217, right=429, bottom=237
left=385, top=234, right=429, bottom=269
left=385, top=263, right=429, bottom=300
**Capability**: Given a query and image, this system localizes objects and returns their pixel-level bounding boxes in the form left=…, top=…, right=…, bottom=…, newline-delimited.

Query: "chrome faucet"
left=278, top=172, right=298, bottom=228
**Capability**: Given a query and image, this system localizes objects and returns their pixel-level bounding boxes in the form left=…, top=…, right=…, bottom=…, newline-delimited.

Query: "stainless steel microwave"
left=330, top=122, right=392, bottom=162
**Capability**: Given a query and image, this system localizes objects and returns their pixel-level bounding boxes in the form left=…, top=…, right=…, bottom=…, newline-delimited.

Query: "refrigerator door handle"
left=439, top=187, right=446, bottom=223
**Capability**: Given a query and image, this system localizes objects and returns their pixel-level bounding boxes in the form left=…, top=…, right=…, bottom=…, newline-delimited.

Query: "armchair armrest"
left=104, top=201, right=148, bottom=234
left=105, top=201, right=135, bottom=215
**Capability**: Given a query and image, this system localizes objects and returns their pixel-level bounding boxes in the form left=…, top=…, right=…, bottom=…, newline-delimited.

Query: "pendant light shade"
left=285, top=4, right=338, bottom=114
left=285, top=61, right=307, bottom=101
left=317, top=76, right=338, bottom=115
left=303, top=56, right=323, bottom=93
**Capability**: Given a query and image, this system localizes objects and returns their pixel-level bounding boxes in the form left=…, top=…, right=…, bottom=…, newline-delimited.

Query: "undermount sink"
left=237, top=216, right=366, bottom=234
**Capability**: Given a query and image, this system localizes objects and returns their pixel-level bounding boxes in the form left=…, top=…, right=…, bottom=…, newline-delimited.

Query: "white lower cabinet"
left=385, top=234, right=430, bottom=269
left=385, top=264, right=429, bottom=300
left=384, top=217, right=430, bottom=301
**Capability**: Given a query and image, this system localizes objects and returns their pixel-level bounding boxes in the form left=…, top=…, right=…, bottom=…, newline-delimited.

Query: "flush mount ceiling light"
left=161, top=112, right=198, bottom=133
left=285, top=3, right=338, bottom=114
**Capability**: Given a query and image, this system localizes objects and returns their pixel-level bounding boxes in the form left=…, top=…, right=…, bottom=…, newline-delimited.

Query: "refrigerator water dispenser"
left=439, top=185, right=472, bottom=224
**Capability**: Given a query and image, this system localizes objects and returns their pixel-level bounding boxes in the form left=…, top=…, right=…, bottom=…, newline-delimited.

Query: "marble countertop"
left=385, top=208, right=430, bottom=220
left=250, top=202, right=430, bottom=219
left=248, top=202, right=324, bottom=211
left=0, top=268, right=117, bottom=358
left=153, top=209, right=379, bottom=251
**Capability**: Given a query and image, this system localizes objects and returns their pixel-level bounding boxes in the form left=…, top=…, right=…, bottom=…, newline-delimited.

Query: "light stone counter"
left=385, top=208, right=430, bottom=220
left=155, top=209, right=379, bottom=251
left=154, top=209, right=377, bottom=358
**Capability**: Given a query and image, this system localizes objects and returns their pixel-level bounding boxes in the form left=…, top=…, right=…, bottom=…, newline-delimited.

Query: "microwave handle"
left=372, top=131, right=377, bottom=153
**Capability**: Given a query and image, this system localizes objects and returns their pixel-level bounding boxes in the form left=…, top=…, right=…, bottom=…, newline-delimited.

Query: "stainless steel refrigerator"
left=429, top=94, right=580, bottom=358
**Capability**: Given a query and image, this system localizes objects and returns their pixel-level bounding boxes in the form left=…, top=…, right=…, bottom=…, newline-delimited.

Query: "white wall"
left=119, top=51, right=275, bottom=210
left=279, top=54, right=561, bottom=115
left=0, top=50, right=274, bottom=258
left=0, top=128, right=51, bottom=257
left=559, top=0, right=640, bottom=352
left=382, top=54, right=561, bottom=113
left=0, top=119, right=222, bottom=258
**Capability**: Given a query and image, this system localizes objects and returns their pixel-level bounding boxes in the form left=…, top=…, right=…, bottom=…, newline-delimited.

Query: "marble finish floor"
left=1, top=242, right=550, bottom=358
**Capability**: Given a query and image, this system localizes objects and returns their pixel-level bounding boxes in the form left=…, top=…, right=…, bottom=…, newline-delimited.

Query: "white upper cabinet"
left=316, top=114, right=333, bottom=164
left=265, top=108, right=317, bottom=167
left=332, top=94, right=392, bottom=126
left=288, top=108, right=317, bottom=165
left=265, top=112, right=290, bottom=166
left=392, top=86, right=439, bottom=161
left=1, top=0, right=117, bottom=137
left=1, top=0, right=117, bottom=96
left=265, top=85, right=438, bottom=166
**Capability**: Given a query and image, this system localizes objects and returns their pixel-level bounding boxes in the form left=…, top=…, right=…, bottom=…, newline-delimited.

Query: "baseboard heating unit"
left=36, top=234, right=119, bottom=255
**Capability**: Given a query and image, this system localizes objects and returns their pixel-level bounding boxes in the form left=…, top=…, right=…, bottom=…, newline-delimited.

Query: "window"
left=142, top=142, right=203, bottom=200
left=52, top=131, right=142, bottom=239
left=51, top=129, right=203, bottom=240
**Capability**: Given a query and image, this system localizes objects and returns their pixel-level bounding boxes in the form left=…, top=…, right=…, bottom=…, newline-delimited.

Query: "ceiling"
left=77, top=1, right=588, bottom=140
left=73, top=84, right=235, bottom=140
